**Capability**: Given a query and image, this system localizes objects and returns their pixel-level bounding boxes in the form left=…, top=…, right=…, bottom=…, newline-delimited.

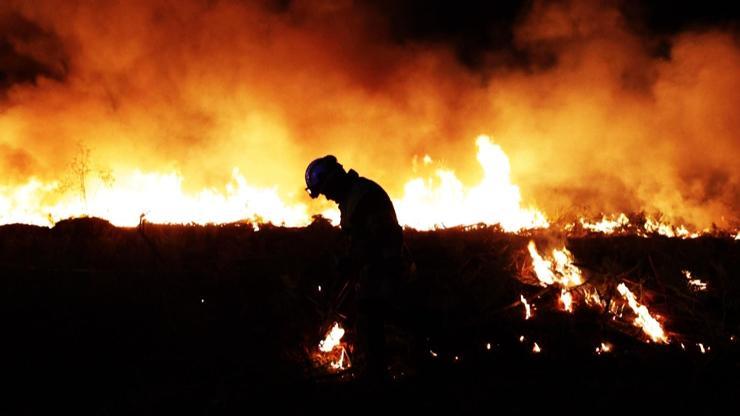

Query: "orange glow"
left=616, top=283, right=669, bottom=344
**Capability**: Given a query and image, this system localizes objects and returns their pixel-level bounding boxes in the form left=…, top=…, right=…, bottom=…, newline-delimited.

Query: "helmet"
left=305, top=155, right=343, bottom=198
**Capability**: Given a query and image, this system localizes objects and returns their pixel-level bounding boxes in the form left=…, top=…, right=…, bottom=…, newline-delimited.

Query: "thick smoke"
left=0, top=0, right=738, bottom=228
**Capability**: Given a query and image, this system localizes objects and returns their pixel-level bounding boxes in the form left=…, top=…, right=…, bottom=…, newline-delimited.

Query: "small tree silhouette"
left=62, top=142, right=116, bottom=214
left=70, top=142, right=92, bottom=207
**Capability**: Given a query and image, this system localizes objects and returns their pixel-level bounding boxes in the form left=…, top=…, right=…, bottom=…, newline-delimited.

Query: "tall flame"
left=393, top=135, right=548, bottom=232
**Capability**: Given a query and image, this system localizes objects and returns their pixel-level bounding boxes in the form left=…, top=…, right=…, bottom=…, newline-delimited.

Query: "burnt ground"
left=1, top=217, right=739, bottom=414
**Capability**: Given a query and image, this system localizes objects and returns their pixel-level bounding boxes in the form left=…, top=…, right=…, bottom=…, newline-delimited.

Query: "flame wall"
left=1, top=0, right=738, bottom=228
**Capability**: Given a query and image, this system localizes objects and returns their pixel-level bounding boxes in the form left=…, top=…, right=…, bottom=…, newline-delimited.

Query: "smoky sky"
left=0, top=12, right=67, bottom=95
left=1, top=0, right=739, bottom=229
left=3, top=1, right=739, bottom=94
left=370, top=0, right=739, bottom=70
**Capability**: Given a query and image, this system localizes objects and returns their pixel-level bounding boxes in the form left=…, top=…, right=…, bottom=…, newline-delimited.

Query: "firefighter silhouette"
left=306, top=155, right=412, bottom=382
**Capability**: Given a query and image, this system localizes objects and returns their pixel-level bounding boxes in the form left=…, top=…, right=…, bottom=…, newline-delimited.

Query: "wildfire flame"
left=641, top=218, right=699, bottom=239
left=0, top=135, right=552, bottom=231
left=616, top=283, right=668, bottom=344
left=317, top=322, right=351, bottom=371
left=527, top=241, right=583, bottom=288
left=0, top=169, right=309, bottom=228
left=560, top=290, right=574, bottom=313
left=520, top=294, right=533, bottom=320
left=394, top=135, right=548, bottom=232
left=318, top=322, right=345, bottom=353
left=582, top=286, right=605, bottom=309
left=580, top=213, right=630, bottom=234
left=0, top=133, right=733, bottom=239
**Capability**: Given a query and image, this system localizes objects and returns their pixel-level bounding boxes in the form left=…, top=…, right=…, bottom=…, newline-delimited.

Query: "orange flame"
left=641, top=218, right=700, bottom=239
left=616, top=283, right=668, bottom=344
left=317, top=322, right=351, bottom=371
left=520, top=294, right=533, bottom=320
left=579, top=213, right=630, bottom=234
left=560, top=290, right=574, bottom=313
left=0, top=135, right=552, bottom=231
left=582, top=286, right=605, bottom=309
left=394, top=135, right=549, bottom=232
left=527, top=241, right=583, bottom=288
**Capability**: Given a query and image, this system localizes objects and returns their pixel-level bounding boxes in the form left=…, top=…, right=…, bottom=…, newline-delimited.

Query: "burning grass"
left=1, top=217, right=738, bottom=411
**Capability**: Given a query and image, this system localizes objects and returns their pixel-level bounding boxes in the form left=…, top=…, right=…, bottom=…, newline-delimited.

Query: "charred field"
left=2, top=217, right=739, bottom=414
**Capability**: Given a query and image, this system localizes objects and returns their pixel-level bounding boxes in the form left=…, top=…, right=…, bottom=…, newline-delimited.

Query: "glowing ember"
left=616, top=283, right=669, bottom=344
left=595, top=342, right=613, bottom=355
left=682, top=270, right=708, bottom=292
left=430, top=350, right=438, bottom=358
left=394, top=136, right=548, bottom=232
left=698, top=343, right=706, bottom=354
left=486, top=343, right=492, bottom=350
left=520, top=294, right=533, bottom=319
left=527, top=241, right=583, bottom=288
left=560, top=290, right=574, bottom=313
left=532, top=343, right=541, bottom=353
